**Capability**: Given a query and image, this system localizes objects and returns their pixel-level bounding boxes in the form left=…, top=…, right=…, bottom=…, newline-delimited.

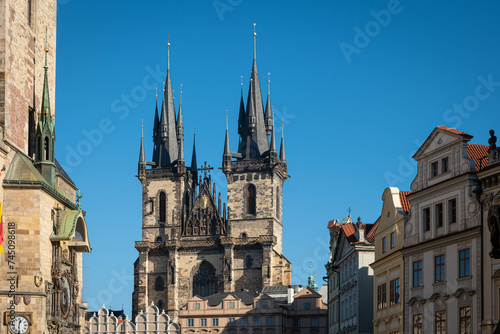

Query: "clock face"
left=9, top=316, right=29, bottom=334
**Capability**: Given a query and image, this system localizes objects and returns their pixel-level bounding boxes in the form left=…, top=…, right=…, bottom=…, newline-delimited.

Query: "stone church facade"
left=132, top=33, right=291, bottom=320
left=0, top=0, right=91, bottom=333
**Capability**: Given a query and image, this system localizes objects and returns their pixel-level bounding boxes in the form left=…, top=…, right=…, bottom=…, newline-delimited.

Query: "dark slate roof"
left=55, top=159, right=76, bottom=188
left=205, top=291, right=255, bottom=307
left=85, top=309, right=126, bottom=321
left=261, top=285, right=299, bottom=294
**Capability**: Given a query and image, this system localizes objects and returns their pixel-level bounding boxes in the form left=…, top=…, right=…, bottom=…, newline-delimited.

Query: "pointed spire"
left=139, top=120, right=145, bottom=164
left=253, top=23, right=257, bottom=61
left=264, top=72, right=272, bottom=136
left=34, top=28, right=56, bottom=186
left=152, top=88, right=160, bottom=165
left=177, top=84, right=184, bottom=141
left=41, top=28, right=52, bottom=123
left=237, top=24, right=269, bottom=159
left=159, top=39, right=178, bottom=167
left=191, top=132, right=198, bottom=183
left=280, top=121, right=286, bottom=162
left=224, top=115, right=231, bottom=156
left=237, top=76, right=245, bottom=137
left=269, top=113, right=277, bottom=158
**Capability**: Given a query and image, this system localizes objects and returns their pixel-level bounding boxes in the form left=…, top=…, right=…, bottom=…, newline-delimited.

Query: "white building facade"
left=402, top=126, right=487, bottom=333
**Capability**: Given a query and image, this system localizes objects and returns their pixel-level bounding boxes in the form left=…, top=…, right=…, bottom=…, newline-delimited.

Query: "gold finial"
left=141, top=119, right=144, bottom=128
left=253, top=23, right=256, bottom=37
left=155, top=87, right=158, bottom=99
left=226, top=110, right=229, bottom=130
left=180, top=84, right=183, bottom=104
left=268, top=72, right=270, bottom=84
left=163, top=82, right=165, bottom=92
left=240, top=75, right=243, bottom=87
left=167, top=34, right=170, bottom=47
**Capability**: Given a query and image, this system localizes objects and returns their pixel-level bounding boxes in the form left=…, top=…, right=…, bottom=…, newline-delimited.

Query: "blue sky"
left=54, top=0, right=499, bottom=316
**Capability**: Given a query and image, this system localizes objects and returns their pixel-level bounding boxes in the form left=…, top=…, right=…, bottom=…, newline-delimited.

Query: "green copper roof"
left=4, top=152, right=46, bottom=183
left=51, top=209, right=81, bottom=240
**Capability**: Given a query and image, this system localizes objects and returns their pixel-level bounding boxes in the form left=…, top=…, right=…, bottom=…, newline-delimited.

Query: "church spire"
left=237, top=23, right=269, bottom=159
left=269, top=113, right=277, bottom=159
left=280, top=121, right=286, bottom=163
left=34, top=28, right=56, bottom=186
left=264, top=73, right=272, bottom=136
left=177, top=86, right=184, bottom=164
left=139, top=121, right=145, bottom=165
left=158, top=40, right=179, bottom=167
left=152, top=88, right=160, bottom=165
left=237, top=77, right=245, bottom=137
left=138, top=121, right=146, bottom=181
left=191, top=132, right=198, bottom=183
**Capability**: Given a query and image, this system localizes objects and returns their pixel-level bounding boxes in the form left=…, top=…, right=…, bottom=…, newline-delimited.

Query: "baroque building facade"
left=402, top=126, right=487, bottom=334
left=0, top=0, right=91, bottom=333
left=370, top=187, right=410, bottom=334
left=132, top=33, right=291, bottom=320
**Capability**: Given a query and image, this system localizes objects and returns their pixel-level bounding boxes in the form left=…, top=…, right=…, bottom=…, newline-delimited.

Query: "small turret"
left=191, top=133, right=198, bottom=184
left=279, top=122, right=286, bottom=163
left=152, top=88, right=160, bottom=166
left=138, top=122, right=146, bottom=181
left=269, top=113, right=277, bottom=161
left=264, top=73, right=272, bottom=136
left=223, top=116, right=232, bottom=173
left=177, top=86, right=185, bottom=170
left=34, top=30, right=56, bottom=187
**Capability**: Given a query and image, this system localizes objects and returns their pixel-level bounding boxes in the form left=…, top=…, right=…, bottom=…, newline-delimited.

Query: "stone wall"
left=0, top=0, right=57, bottom=152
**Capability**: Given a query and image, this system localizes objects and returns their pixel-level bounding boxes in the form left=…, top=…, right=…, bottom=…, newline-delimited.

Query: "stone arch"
left=192, top=260, right=218, bottom=297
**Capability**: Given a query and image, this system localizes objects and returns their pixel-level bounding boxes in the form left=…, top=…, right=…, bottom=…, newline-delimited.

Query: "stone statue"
left=489, top=214, right=500, bottom=258
left=489, top=129, right=497, bottom=150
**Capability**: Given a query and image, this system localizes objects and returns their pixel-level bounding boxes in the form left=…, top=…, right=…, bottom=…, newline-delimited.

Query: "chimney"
left=357, top=217, right=365, bottom=242
left=287, top=285, right=294, bottom=303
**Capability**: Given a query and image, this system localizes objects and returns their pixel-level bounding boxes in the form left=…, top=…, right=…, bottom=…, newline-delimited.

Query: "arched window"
left=157, top=300, right=163, bottom=310
left=44, top=137, right=49, bottom=160
left=246, top=255, right=253, bottom=268
left=159, top=192, right=166, bottom=223
left=193, top=261, right=217, bottom=297
left=241, top=232, right=247, bottom=238
left=156, top=236, right=162, bottom=242
left=155, top=276, right=164, bottom=291
left=245, top=184, right=256, bottom=215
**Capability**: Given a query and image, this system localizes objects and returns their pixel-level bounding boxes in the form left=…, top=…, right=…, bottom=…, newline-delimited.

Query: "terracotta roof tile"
left=327, top=219, right=336, bottom=228
left=399, top=191, right=411, bottom=213
left=467, top=143, right=489, bottom=171
left=365, top=217, right=380, bottom=243
left=436, top=125, right=472, bottom=137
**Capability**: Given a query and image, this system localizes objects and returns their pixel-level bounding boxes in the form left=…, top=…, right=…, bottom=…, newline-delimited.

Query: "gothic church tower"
left=133, top=31, right=291, bottom=321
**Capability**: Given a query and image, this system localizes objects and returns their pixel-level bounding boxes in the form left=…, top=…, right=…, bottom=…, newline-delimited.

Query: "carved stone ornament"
left=13, top=295, right=20, bottom=305
left=23, top=296, right=31, bottom=305
left=34, top=275, right=43, bottom=287
left=488, top=204, right=500, bottom=259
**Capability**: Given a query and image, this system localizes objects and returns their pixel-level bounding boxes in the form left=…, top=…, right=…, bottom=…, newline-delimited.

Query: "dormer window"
left=441, top=157, right=449, bottom=173
left=431, top=161, right=438, bottom=177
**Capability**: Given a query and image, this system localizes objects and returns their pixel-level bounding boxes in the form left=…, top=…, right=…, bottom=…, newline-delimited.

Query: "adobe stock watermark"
left=213, top=0, right=243, bottom=21
left=339, top=0, right=404, bottom=64
left=61, top=65, right=165, bottom=173
left=443, top=74, right=500, bottom=128
left=84, top=268, right=134, bottom=311
left=384, top=139, right=421, bottom=186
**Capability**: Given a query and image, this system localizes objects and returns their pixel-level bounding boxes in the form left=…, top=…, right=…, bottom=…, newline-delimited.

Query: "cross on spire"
left=199, top=161, right=213, bottom=178
left=348, top=207, right=352, bottom=215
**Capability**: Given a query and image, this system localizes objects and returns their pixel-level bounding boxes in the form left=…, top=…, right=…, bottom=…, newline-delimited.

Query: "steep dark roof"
left=54, top=159, right=76, bottom=188
left=205, top=291, right=255, bottom=307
